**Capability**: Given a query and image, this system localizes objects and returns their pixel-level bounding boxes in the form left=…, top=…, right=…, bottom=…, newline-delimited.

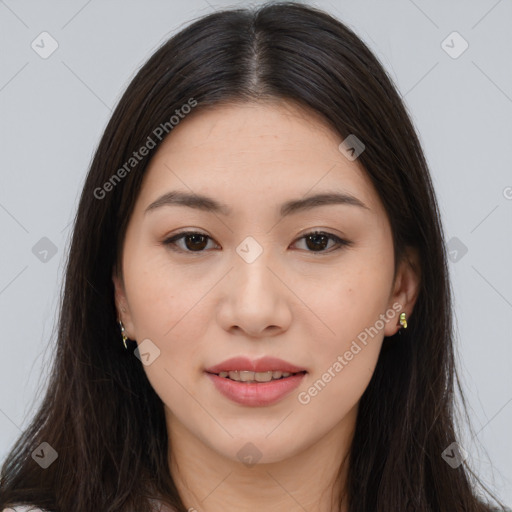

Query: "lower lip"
left=206, top=372, right=306, bottom=406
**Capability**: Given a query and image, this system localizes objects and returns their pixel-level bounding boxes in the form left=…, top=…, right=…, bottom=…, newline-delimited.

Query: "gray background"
left=1, top=0, right=511, bottom=504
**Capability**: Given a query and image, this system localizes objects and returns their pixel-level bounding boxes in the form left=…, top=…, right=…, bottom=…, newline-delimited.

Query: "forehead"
left=154, top=100, right=343, bottom=165
left=137, top=101, right=380, bottom=216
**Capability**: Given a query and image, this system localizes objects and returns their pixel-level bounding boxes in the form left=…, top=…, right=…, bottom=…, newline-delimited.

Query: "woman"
left=0, top=2, right=507, bottom=511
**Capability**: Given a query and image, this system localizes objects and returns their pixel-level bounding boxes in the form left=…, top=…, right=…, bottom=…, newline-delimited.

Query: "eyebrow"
left=144, top=190, right=370, bottom=217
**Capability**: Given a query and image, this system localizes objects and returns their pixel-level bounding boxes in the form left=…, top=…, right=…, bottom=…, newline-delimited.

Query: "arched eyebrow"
left=144, top=190, right=369, bottom=217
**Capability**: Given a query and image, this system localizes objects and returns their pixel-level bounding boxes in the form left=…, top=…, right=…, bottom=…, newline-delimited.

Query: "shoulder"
left=2, top=507, right=47, bottom=512
left=3, top=501, right=176, bottom=512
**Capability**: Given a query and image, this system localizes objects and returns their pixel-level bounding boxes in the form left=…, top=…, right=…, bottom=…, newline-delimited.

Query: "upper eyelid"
left=164, top=230, right=350, bottom=251
left=164, top=230, right=344, bottom=242
left=165, top=226, right=348, bottom=239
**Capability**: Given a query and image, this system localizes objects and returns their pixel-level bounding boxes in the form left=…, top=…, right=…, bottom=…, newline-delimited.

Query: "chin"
left=212, top=435, right=304, bottom=467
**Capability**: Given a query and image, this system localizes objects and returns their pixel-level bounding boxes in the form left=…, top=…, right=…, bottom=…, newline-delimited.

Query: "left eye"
left=163, top=231, right=351, bottom=254
left=293, top=231, right=351, bottom=253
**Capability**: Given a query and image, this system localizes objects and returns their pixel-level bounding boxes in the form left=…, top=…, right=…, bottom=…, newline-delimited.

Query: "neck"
left=166, top=406, right=356, bottom=512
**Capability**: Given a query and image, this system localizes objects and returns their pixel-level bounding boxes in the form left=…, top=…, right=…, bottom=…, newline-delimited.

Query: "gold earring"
left=399, top=312, right=408, bottom=329
left=119, top=320, right=128, bottom=349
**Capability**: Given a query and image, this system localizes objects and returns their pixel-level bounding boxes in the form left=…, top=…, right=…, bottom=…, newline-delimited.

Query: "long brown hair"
left=0, top=2, right=507, bottom=511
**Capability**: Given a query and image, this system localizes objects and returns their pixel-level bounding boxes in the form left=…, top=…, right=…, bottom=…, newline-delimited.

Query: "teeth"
left=218, top=370, right=296, bottom=382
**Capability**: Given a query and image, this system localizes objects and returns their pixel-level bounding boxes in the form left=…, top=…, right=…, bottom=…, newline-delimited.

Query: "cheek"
left=297, top=288, right=387, bottom=420
left=316, top=249, right=394, bottom=343
left=124, top=247, right=207, bottom=340
left=300, top=245, right=394, bottom=404
left=122, top=252, right=219, bottom=397
left=313, top=285, right=386, bottom=387
left=122, top=256, right=211, bottom=412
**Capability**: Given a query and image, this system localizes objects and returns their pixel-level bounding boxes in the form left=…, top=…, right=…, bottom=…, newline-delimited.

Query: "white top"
left=2, top=502, right=173, bottom=512
left=2, top=508, right=45, bottom=512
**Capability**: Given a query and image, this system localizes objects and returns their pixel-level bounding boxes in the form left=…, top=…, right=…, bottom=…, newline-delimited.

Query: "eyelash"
left=162, top=230, right=352, bottom=255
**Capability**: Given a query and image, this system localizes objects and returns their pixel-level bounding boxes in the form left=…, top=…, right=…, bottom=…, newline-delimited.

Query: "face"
left=113, top=101, right=420, bottom=467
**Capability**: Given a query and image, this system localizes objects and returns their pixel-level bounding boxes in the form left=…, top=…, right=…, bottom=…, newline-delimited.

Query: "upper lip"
left=205, top=356, right=307, bottom=374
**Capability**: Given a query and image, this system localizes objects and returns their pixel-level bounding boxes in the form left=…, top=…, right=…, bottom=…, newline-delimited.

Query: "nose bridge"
left=217, top=234, right=291, bottom=335
left=233, top=234, right=276, bottom=297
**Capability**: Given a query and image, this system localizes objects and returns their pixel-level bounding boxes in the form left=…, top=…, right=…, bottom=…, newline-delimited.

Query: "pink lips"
left=204, top=356, right=307, bottom=407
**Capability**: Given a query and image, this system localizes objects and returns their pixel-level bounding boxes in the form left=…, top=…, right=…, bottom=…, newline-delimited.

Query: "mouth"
left=205, top=369, right=307, bottom=406
left=204, top=356, right=308, bottom=406
left=207, top=370, right=308, bottom=383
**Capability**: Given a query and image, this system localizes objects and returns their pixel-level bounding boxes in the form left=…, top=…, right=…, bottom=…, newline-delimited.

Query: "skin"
left=113, top=100, right=421, bottom=512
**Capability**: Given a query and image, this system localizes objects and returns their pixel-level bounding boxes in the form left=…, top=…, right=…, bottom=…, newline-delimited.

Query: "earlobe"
left=384, top=246, right=422, bottom=337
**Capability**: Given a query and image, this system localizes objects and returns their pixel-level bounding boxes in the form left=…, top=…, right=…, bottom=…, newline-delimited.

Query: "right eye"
left=163, top=231, right=219, bottom=253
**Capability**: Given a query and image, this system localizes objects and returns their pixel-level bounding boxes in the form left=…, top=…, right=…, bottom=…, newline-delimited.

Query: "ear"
left=384, top=246, right=422, bottom=337
left=112, top=266, right=136, bottom=340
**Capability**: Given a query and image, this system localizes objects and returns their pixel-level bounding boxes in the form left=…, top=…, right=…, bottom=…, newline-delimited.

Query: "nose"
left=216, top=247, right=292, bottom=338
